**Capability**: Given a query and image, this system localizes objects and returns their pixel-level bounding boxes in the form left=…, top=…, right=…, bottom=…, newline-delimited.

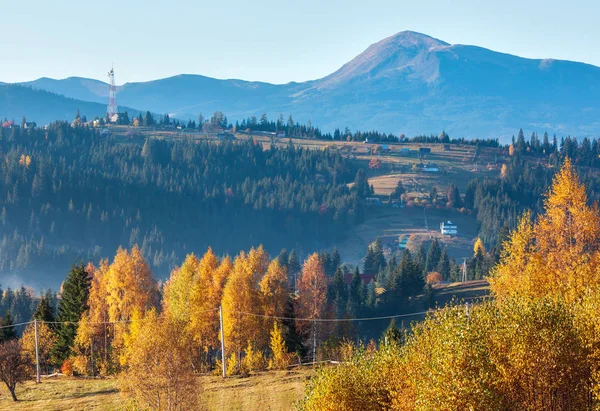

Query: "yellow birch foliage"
left=104, top=246, right=158, bottom=363
left=473, top=237, right=485, bottom=256
left=269, top=321, right=291, bottom=370
left=221, top=251, right=263, bottom=370
left=296, top=253, right=328, bottom=336
left=105, top=245, right=158, bottom=322
left=20, top=322, right=57, bottom=374
left=259, top=259, right=289, bottom=338
left=301, top=298, right=593, bottom=411
left=120, top=309, right=198, bottom=411
left=188, top=249, right=221, bottom=353
left=490, top=158, right=600, bottom=302
left=74, top=260, right=113, bottom=374
left=163, top=253, right=200, bottom=323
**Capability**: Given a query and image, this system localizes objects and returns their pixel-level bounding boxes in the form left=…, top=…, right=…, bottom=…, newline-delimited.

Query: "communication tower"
left=107, top=67, right=118, bottom=121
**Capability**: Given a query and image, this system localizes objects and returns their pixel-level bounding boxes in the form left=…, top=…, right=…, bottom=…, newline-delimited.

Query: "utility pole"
left=219, top=306, right=226, bottom=378
left=312, top=320, right=316, bottom=364
left=34, top=319, right=40, bottom=383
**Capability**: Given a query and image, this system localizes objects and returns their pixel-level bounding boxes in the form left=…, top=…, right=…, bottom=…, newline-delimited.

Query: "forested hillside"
left=0, top=122, right=364, bottom=288
left=465, top=131, right=600, bottom=246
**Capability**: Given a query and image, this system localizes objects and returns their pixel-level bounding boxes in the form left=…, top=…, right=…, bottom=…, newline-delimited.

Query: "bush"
left=301, top=297, right=597, bottom=410
left=60, top=359, right=73, bottom=376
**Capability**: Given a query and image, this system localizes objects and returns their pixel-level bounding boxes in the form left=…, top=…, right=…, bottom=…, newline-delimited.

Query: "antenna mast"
left=107, top=67, right=118, bottom=121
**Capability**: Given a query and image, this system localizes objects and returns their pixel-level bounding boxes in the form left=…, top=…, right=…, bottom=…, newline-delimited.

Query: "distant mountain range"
left=4, top=31, right=600, bottom=141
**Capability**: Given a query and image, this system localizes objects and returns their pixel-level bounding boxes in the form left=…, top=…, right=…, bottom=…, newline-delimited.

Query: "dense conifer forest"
left=0, top=122, right=364, bottom=287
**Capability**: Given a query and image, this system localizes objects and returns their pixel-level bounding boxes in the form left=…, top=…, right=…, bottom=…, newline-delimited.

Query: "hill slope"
left=0, top=84, right=141, bottom=125
left=11, top=31, right=600, bottom=140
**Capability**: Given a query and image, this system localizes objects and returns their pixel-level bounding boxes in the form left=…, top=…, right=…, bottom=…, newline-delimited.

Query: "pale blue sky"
left=1, top=0, right=597, bottom=85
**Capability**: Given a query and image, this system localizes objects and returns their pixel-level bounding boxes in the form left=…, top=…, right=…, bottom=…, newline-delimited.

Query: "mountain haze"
left=7, top=31, right=600, bottom=140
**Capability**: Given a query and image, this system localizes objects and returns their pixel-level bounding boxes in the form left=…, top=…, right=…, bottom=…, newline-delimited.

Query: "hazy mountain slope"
left=0, top=85, right=141, bottom=125
left=10, top=31, right=600, bottom=140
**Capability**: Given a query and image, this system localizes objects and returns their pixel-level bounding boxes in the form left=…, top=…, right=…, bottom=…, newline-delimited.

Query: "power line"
left=232, top=310, right=431, bottom=322
left=0, top=320, right=33, bottom=329
left=0, top=308, right=222, bottom=329
left=1, top=308, right=431, bottom=329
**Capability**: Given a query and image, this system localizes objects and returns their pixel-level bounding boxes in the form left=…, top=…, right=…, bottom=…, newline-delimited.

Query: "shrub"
left=60, top=359, right=73, bottom=376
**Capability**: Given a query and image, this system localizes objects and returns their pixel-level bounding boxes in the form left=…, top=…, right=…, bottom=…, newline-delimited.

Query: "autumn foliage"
left=300, top=159, right=600, bottom=410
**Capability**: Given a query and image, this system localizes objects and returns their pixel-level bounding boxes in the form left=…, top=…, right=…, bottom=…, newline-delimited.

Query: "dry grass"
left=334, top=207, right=480, bottom=267
left=434, top=280, right=491, bottom=306
left=0, top=377, right=122, bottom=410
left=0, top=369, right=312, bottom=411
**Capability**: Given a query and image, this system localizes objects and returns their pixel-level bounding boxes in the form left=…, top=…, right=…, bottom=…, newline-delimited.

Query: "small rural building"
left=419, top=147, right=432, bottom=155
left=400, top=147, right=411, bottom=155
left=423, top=162, right=439, bottom=172
left=217, top=132, right=235, bottom=141
left=440, top=221, right=458, bottom=236
left=276, top=130, right=286, bottom=138
left=379, top=144, right=391, bottom=153
left=366, top=197, right=383, bottom=207
left=443, top=144, right=451, bottom=151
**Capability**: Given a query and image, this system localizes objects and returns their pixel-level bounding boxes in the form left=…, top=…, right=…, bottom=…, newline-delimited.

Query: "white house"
left=423, top=162, right=439, bottom=172
left=440, top=221, right=458, bottom=235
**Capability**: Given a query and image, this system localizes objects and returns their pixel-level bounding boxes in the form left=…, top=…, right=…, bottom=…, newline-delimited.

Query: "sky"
left=1, top=0, right=598, bottom=85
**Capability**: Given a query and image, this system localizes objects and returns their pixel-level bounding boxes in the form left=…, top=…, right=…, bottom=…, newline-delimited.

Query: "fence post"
left=34, top=319, right=40, bottom=383
left=220, top=306, right=226, bottom=378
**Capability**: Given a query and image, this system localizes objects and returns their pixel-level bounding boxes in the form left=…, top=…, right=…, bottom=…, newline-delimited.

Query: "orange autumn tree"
left=221, top=248, right=268, bottom=373
left=490, top=158, right=600, bottom=302
left=74, top=260, right=113, bottom=374
left=187, top=248, right=223, bottom=365
left=296, top=253, right=328, bottom=362
left=103, top=246, right=158, bottom=365
left=162, top=254, right=200, bottom=323
left=259, top=259, right=289, bottom=344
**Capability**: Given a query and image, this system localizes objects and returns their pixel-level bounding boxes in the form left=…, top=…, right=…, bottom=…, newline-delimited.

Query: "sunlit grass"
left=0, top=369, right=312, bottom=410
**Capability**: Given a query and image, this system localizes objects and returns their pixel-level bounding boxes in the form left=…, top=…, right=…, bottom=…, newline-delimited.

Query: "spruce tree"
left=381, top=319, right=402, bottom=345
left=33, top=294, right=55, bottom=323
left=331, top=248, right=341, bottom=272
left=348, top=266, right=362, bottom=316
left=425, top=239, right=442, bottom=273
left=414, top=243, right=427, bottom=274
left=0, top=311, right=17, bottom=342
left=437, top=248, right=451, bottom=280
left=52, top=264, right=90, bottom=364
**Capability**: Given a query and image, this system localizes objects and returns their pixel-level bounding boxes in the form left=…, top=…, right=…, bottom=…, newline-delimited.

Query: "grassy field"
left=335, top=206, right=480, bottom=267
left=0, top=369, right=312, bottom=410
left=434, top=280, right=491, bottom=306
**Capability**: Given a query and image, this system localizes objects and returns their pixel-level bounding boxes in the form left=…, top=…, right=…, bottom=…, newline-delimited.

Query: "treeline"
left=300, top=159, right=600, bottom=411
left=465, top=154, right=600, bottom=247
left=0, top=286, right=57, bottom=325
left=0, top=239, right=440, bottom=406
left=234, top=113, right=500, bottom=146
left=0, top=123, right=364, bottom=286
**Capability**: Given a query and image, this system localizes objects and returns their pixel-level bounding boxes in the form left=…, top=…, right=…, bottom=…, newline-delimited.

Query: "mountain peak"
left=382, top=31, right=449, bottom=50
left=315, top=31, right=448, bottom=89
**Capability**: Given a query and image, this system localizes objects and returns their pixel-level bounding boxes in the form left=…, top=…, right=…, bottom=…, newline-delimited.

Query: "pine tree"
left=52, top=263, right=90, bottom=364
